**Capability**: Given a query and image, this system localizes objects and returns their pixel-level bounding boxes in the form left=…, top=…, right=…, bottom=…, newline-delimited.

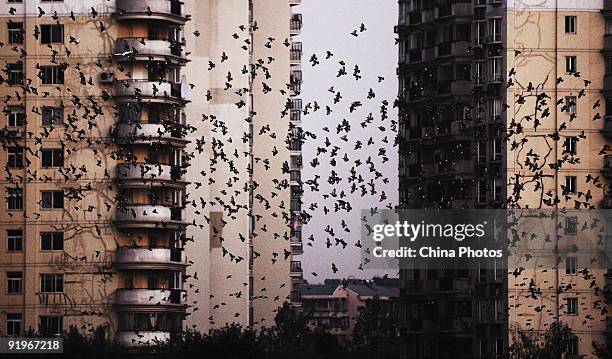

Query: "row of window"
left=6, top=273, right=63, bottom=294
left=6, top=107, right=63, bottom=127
left=6, top=229, right=64, bottom=252
left=6, top=147, right=63, bottom=169
left=4, top=22, right=63, bottom=45
left=6, top=189, right=65, bottom=210
left=7, top=63, right=65, bottom=85
left=5, top=314, right=63, bottom=337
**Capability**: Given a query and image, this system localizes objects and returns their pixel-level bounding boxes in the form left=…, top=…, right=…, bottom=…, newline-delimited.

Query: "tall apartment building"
left=397, top=0, right=611, bottom=357
left=0, top=0, right=298, bottom=345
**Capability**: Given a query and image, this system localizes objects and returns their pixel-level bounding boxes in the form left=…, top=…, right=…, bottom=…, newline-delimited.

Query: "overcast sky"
left=297, top=0, right=399, bottom=282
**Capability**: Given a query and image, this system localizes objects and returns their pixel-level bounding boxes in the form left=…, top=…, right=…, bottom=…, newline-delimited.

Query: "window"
left=565, top=96, right=577, bottom=115
left=489, top=57, right=502, bottom=82
left=41, top=149, right=63, bottom=168
left=7, top=0, right=24, bottom=3
left=7, top=108, right=25, bottom=127
left=42, top=107, right=64, bottom=126
left=477, top=180, right=487, bottom=203
left=41, top=191, right=64, bottom=209
left=565, top=216, right=577, bottom=235
left=7, top=147, right=23, bottom=169
left=566, top=297, right=578, bottom=315
left=40, top=24, right=64, bottom=44
left=40, top=66, right=64, bottom=85
left=564, top=137, right=577, bottom=155
left=492, top=138, right=502, bottom=161
left=488, top=17, right=502, bottom=42
left=7, top=188, right=23, bottom=210
left=8, top=22, right=23, bottom=44
left=6, top=313, right=21, bottom=337
left=40, top=274, right=63, bottom=293
left=565, top=56, right=577, bottom=73
left=566, top=257, right=577, bottom=275
left=564, top=176, right=577, bottom=194
left=565, top=16, right=577, bottom=34
left=41, top=232, right=64, bottom=251
left=39, top=316, right=63, bottom=336
left=492, top=178, right=502, bottom=202
left=568, top=337, right=579, bottom=356
left=7, top=63, right=23, bottom=85
left=7, top=229, right=23, bottom=252
left=7, top=272, right=22, bottom=294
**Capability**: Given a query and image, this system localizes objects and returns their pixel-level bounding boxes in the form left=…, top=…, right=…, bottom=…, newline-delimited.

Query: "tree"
left=351, top=296, right=399, bottom=359
left=508, top=322, right=580, bottom=359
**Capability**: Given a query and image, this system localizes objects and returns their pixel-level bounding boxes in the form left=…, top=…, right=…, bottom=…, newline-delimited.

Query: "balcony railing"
left=113, top=122, right=188, bottom=146
left=114, top=80, right=186, bottom=103
left=116, top=205, right=186, bottom=227
left=115, top=247, right=186, bottom=270
left=116, top=163, right=184, bottom=184
left=115, top=331, right=171, bottom=348
left=115, top=288, right=186, bottom=307
left=115, top=0, right=188, bottom=24
left=114, top=38, right=187, bottom=63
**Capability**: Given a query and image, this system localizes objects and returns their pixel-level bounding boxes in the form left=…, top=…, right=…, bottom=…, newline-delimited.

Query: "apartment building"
left=397, top=0, right=611, bottom=357
left=0, top=0, right=298, bottom=345
left=295, top=278, right=399, bottom=344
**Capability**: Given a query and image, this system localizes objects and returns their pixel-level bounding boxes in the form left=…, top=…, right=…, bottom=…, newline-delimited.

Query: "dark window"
left=566, top=297, right=578, bottom=315
left=42, top=107, right=64, bottom=126
left=565, top=56, right=577, bottom=73
left=40, top=24, right=64, bottom=44
left=6, top=313, right=21, bottom=337
left=39, top=316, right=63, bottom=336
left=41, top=149, right=63, bottom=168
left=8, top=22, right=23, bottom=44
left=565, top=16, right=577, bottom=34
left=7, top=188, right=23, bottom=210
left=41, top=191, right=64, bottom=209
left=7, top=272, right=22, bottom=294
left=565, top=216, right=578, bottom=235
left=40, top=274, right=63, bottom=293
left=566, top=257, right=577, bottom=275
left=7, top=229, right=23, bottom=252
left=40, top=66, right=64, bottom=85
left=564, top=137, right=577, bottom=155
left=7, top=108, right=25, bottom=127
left=7, top=147, right=23, bottom=169
left=564, top=176, right=577, bottom=194
left=7, top=63, right=23, bottom=85
left=41, top=232, right=64, bottom=251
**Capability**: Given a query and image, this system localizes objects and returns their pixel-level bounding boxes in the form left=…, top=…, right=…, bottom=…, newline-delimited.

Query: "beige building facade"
left=0, top=0, right=300, bottom=345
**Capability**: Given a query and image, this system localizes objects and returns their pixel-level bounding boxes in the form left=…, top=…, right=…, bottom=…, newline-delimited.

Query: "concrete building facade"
left=0, top=0, right=299, bottom=345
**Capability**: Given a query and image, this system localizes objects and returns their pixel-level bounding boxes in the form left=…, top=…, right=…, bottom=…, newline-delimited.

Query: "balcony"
left=604, top=156, right=612, bottom=178
left=290, top=170, right=301, bottom=184
left=436, top=3, right=473, bottom=18
left=115, top=288, right=186, bottom=310
left=291, top=238, right=303, bottom=254
left=436, top=41, right=471, bottom=58
left=115, top=247, right=187, bottom=270
left=114, top=38, right=187, bottom=64
left=291, top=42, right=302, bottom=66
left=290, top=0, right=302, bottom=5
left=116, top=331, right=170, bottom=347
left=115, top=205, right=186, bottom=229
left=113, top=122, right=188, bottom=147
left=290, top=14, right=302, bottom=35
left=290, top=261, right=303, bottom=276
left=115, top=0, right=188, bottom=24
left=116, top=163, right=185, bottom=188
left=114, top=80, right=186, bottom=104
left=603, top=116, right=612, bottom=137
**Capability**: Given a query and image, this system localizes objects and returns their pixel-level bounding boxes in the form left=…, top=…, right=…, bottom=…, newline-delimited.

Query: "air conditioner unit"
left=99, top=72, right=115, bottom=83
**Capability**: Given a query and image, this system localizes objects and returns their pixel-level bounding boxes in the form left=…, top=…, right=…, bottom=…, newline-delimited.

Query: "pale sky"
left=297, top=0, right=399, bottom=282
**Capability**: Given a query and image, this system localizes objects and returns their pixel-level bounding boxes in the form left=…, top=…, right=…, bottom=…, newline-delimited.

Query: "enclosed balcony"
left=115, top=0, right=188, bottom=24
left=116, top=163, right=186, bottom=188
left=290, top=42, right=302, bottom=66
left=115, top=247, right=186, bottom=270
left=114, top=38, right=187, bottom=64
left=290, top=261, right=303, bottom=277
left=114, top=80, right=186, bottom=105
left=290, top=14, right=302, bottom=36
left=115, top=288, right=186, bottom=310
left=603, top=156, right=612, bottom=178
left=115, top=205, right=186, bottom=229
left=113, top=122, right=188, bottom=147
left=116, top=331, right=170, bottom=347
